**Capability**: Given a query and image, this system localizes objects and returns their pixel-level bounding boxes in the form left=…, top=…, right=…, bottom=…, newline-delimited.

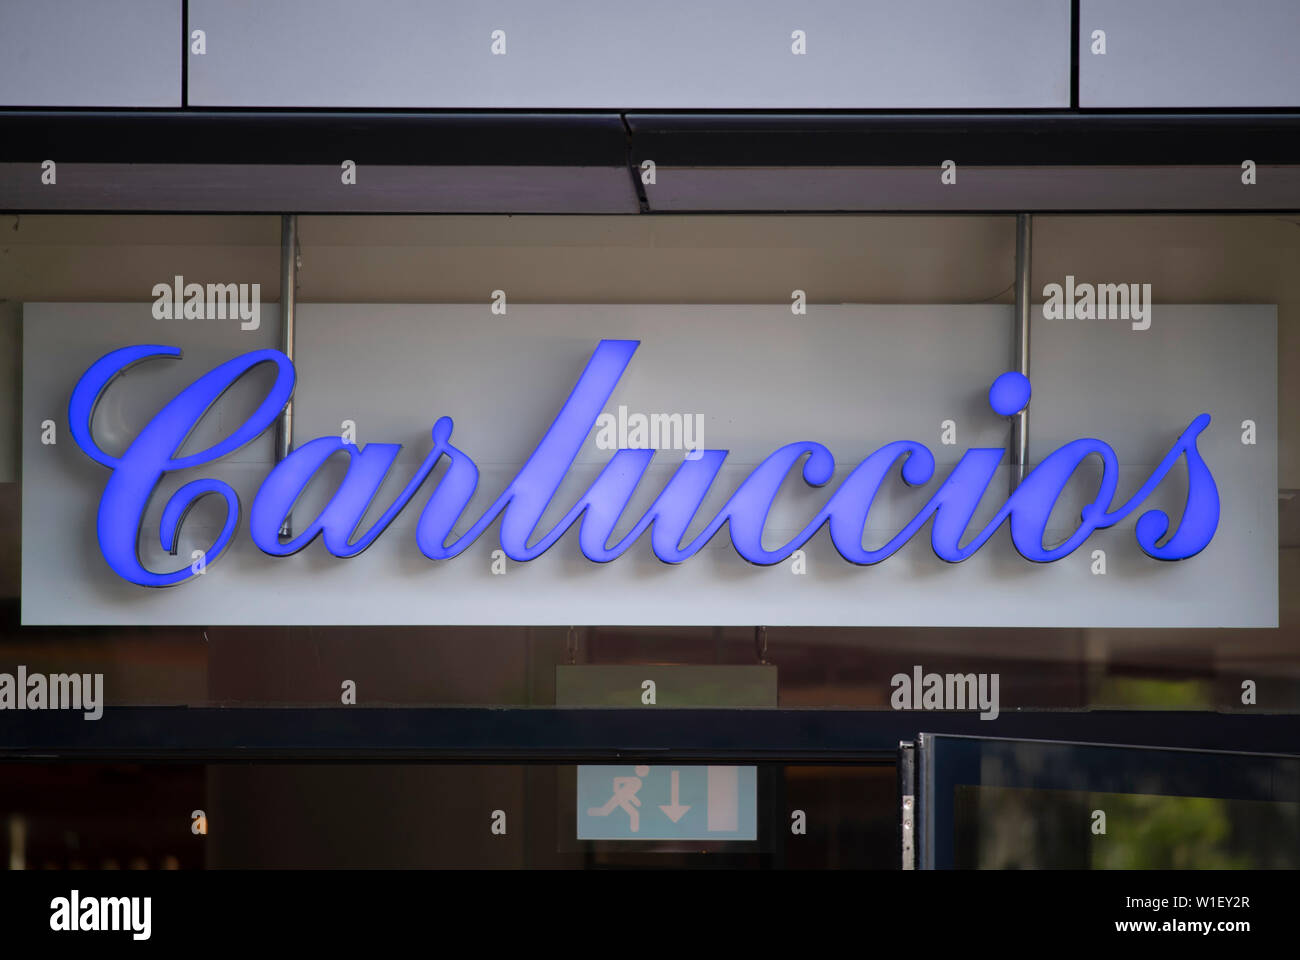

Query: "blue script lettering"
left=68, top=344, right=294, bottom=587
left=67, top=340, right=1220, bottom=586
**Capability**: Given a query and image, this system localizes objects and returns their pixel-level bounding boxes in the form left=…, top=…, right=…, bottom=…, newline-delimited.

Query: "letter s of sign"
left=67, top=344, right=295, bottom=586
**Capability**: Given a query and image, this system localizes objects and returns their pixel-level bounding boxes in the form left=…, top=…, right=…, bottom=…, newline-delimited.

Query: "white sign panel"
left=21, top=303, right=1276, bottom=627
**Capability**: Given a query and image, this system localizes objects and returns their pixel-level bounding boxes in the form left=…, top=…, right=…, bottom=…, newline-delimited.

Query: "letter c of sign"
left=68, top=344, right=295, bottom=586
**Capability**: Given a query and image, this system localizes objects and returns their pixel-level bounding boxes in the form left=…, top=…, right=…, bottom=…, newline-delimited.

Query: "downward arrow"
left=659, top=769, right=691, bottom=823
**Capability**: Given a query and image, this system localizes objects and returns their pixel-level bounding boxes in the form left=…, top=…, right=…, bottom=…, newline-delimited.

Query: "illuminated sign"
left=576, top=765, right=758, bottom=841
left=68, top=339, right=1220, bottom=588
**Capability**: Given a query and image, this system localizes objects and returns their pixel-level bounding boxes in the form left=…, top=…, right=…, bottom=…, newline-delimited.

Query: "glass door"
left=911, top=734, right=1300, bottom=869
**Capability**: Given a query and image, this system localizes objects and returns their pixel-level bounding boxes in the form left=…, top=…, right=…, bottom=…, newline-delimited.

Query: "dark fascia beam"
left=0, top=707, right=1296, bottom=762
left=3, top=111, right=1299, bottom=212
left=0, top=111, right=640, bottom=214
left=626, top=112, right=1300, bottom=165
left=5, top=110, right=1299, bottom=167
left=0, top=110, right=631, bottom=165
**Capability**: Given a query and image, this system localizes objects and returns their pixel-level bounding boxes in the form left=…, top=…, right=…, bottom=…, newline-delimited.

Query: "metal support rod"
left=1010, top=213, right=1032, bottom=491
left=275, top=214, right=299, bottom=537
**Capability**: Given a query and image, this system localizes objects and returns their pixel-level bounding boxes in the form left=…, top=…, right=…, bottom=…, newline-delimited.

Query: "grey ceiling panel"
left=1081, top=0, right=1300, bottom=107
left=0, top=163, right=639, bottom=213
left=0, top=0, right=181, bottom=107
left=3, top=162, right=1295, bottom=214
left=643, top=165, right=1300, bottom=212
left=188, top=0, right=1070, bottom=108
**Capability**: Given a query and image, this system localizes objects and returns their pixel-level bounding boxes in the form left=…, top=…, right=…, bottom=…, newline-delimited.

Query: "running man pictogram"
left=585, top=765, right=650, bottom=832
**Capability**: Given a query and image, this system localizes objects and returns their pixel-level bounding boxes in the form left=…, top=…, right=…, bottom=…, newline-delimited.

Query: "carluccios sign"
left=68, top=339, right=1219, bottom=589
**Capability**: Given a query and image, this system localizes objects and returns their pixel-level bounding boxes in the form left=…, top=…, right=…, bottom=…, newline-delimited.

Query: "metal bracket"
left=899, top=740, right=916, bottom=869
